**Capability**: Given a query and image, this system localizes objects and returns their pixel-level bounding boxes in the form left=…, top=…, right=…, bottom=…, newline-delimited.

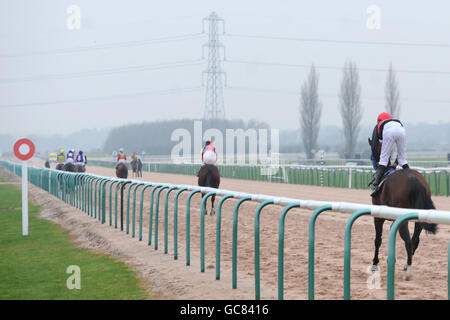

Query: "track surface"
left=13, top=160, right=450, bottom=299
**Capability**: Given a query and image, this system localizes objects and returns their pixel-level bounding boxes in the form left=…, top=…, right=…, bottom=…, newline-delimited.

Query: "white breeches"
left=202, top=151, right=217, bottom=165
left=65, top=158, right=74, bottom=164
left=379, top=123, right=408, bottom=167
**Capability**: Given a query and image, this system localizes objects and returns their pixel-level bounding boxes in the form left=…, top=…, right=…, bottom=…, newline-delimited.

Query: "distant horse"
left=44, top=160, right=50, bottom=168
left=76, top=164, right=86, bottom=173
left=198, top=164, right=220, bottom=215
left=370, top=167, right=437, bottom=280
left=137, top=158, right=142, bottom=177
left=56, top=163, right=64, bottom=170
left=116, top=162, right=128, bottom=179
left=63, top=162, right=76, bottom=172
left=130, top=159, right=138, bottom=178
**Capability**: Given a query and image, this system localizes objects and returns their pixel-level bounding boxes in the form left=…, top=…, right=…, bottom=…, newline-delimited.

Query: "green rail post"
left=186, top=189, right=201, bottom=266
left=132, top=182, right=145, bottom=237
left=154, top=185, right=169, bottom=250
left=200, top=191, right=217, bottom=272
left=138, top=183, right=153, bottom=241
left=148, top=184, right=163, bottom=246
left=109, top=180, right=120, bottom=226
left=164, top=186, right=179, bottom=254
left=308, top=204, right=333, bottom=300
left=114, top=179, right=124, bottom=228
left=173, top=187, right=188, bottom=260
left=343, top=208, right=372, bottom=300
left=215, top=193, right=235, bottom=280
left=126, top=182, right=139, bottom=234
left=278, top=202, right=301, bottom=300
left=101, top=178, right=109, bottom=224
left=232, top=196, right=252, bottom=288
left=387, top=212, right=418, bottom=300
left=254, top=199, right=274, bottom=300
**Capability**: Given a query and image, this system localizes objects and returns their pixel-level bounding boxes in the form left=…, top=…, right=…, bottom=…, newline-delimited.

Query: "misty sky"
left=1, top=0, right=449, bottom=137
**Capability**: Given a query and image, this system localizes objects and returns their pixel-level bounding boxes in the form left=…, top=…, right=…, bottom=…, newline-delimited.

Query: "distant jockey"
left=201, top=140, right=217, bottom=166
left=66, top=149, right=75, bottom=164
left=197, top=140, right=217, bottom=176
left=75, top=150, right=87, bottom=167
left=57, top=149, right=65, bottom=163
left=116, top=147, right=127, bottom=168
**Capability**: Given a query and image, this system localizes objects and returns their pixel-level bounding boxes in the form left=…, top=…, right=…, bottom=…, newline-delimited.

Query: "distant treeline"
left=102, top=119, right=450, bottom=158
left=102, top=118, right=272, bottom=157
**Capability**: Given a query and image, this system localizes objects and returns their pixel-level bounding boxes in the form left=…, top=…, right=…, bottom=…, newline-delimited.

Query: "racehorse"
left=56, top=163, right=64, bottom=170
left=76, top=164, right=86, bottom=173
left=116, top=162, right=128, bottom=179
left=63, top=162, right=76, bottom=172
left=198, top=164, right=220, bottom=215
left=130, top=158, right=140, bottom=178
left=370, top=165, right=438, bottom=280
left=137, top=158, right=142, bottom=177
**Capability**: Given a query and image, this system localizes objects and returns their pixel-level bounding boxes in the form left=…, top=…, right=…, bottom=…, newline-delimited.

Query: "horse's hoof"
left=210, top=208, right=215, bottom=216
left=371, top=265, right=379, bottom=272
left=403, top=265, right=412, bottom=280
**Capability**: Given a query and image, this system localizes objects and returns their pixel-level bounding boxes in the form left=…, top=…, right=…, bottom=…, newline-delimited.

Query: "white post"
left=22, top=161, right=28, bottom=236
left=348, top=168, right=352, bottom=189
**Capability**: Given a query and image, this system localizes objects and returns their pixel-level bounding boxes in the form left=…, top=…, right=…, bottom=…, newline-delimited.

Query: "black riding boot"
left=370, top=165, right=387, bottom=197
left=402, top=163, right=410, bottom=169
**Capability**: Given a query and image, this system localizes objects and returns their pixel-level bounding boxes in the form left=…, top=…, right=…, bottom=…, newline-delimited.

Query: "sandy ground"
left=3, top=159, right=450, bottom=300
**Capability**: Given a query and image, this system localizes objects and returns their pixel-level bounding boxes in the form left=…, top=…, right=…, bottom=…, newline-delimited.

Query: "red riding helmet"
left=377, top=112, right=392, bottom=122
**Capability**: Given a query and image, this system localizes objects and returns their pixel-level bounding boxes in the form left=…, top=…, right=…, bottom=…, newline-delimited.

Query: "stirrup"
left=370, top=185, right=380, bottom=197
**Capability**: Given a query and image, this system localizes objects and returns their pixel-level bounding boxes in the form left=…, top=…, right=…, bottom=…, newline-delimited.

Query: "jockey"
left=116, top=147, right=127, bottom=168
left=370, top=112, right=409, bottom=196
left=201, top=140, right=217, bottom=166
left=57, top=149, right=65, bottom=163
left=75, top=150, right=86, bottom=166
left=66, top=149, right=75, bottom=164
left=197, top=140, right=217, bottom=176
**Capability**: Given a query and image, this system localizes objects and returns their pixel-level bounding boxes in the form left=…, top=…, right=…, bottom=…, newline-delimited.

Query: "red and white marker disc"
left=13, top=138, right=35, bottom=161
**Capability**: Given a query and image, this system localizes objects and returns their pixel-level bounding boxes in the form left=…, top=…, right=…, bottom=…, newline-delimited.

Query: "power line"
left=225, top=33, right=450, bottom=48
left=0, top=59, right=203, bottom=84
left=226, top=86, right=450, bottom=105
left=225, top=59, right=450, bottom=76
left=0, top=33, right=204, bottom=59
left=0, top=86, right=202, bottom=109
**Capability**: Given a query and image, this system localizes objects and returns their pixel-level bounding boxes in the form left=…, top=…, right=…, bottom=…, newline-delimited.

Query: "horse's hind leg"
left=411, top=222, right=423, bottom=255
left=372, top=218, right=385, bottom=271
left=398, top=222, right=413, bottom=280
left=210, top=194, right=216, bottom=216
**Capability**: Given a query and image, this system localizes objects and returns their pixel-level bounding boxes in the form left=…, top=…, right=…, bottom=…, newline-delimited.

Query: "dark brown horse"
left=130, top=158, right=142, bottom=178
left=63, top=162, right=76, bottom=172
left=56, top=163, right=64, bottom=170
left=371, top=168, right=437, bottom=280
left=198, top=164, right=220, bottom=215
left=116, top=162, right=128, bottom=179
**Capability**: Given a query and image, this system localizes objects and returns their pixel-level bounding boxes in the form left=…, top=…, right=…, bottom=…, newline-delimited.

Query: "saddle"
left=369, top=168, right=396, bottom=197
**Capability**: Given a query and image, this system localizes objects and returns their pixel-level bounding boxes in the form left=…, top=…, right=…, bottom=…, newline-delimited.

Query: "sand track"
left=4, top=160, right=450, bottom=300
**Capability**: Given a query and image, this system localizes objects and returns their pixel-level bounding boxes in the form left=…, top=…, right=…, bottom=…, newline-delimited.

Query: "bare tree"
left=385, top=63, right=401, bottom=118
left=299, top=65, right=322, bottom=159
left=339, top=60, right=363, bottom=158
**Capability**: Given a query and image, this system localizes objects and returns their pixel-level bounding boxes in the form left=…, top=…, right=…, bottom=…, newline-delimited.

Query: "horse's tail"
left=408, top=174, right=438, bottom=235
